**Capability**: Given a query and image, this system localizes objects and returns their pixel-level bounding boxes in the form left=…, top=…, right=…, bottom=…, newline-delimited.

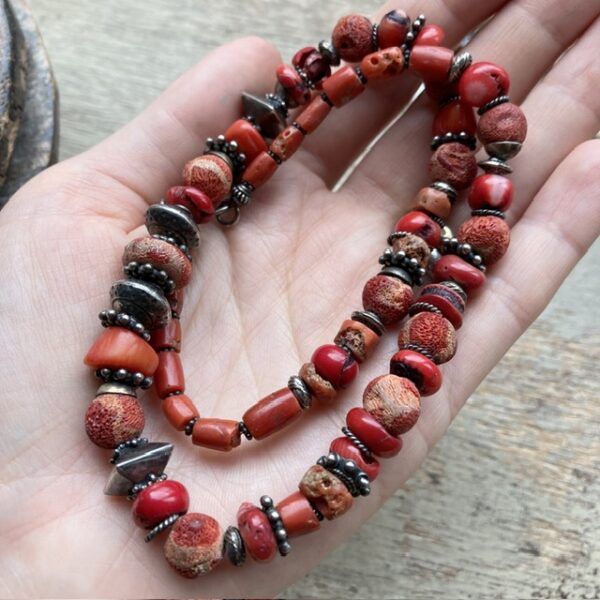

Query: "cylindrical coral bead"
left=242, top=388, right=303, bottom=440
left=166, top=186, right=214, bottom=224
left=398, top=312, right=457, bottom=364
left=162, top=393, right=198, bottom=431
left=151, top=318, right=182, bottom=352
left=276, top=492, right=321, bottom=537
left=154, top=351, right=185, bottom=399
left=334, top=319, right=380, bottom=363
left=418, top=283, right=465, bottom=329
left=346, top=407, right=402, bottom=458
left=395, top=210, right=442, bottom=247
left=458, top=61, right=510, bottom=107
left=389, top=350, right=442, bottom=396
left=360, top=47, right=404, bottom=81
left=362, top=374, right=421, bottom=436
left=468, top=174, right=513, bottom=211
left=299, top=465, right=353, bottom=520
left=295, top=95, right=332, bottom=133
left=237, top=502, right=277, bottom=562
left=84, top=327, right=159, bottom=375
left=377, top=10, right=410, bottom=48
left=182, top=154, right=232, bottom=205
left=330, top=436, right=380, bottom=481
left=132, top=480, right=190, bottom=529
left=458, top=215, right=510, bottom=265
left=431, top=254, right=486, bottom=291
left=225, top=118, right=268, bottom=163
left=192, top=418, right=241, bottom=452
left=477, top=102, right=527, bottom=145
left=164, top=513, right=223, bottom=577
left=429, top=142, right=477, bottom=190
left=321, top=65, right=365, bottom=107
left=415, top=24, right=445, bottom=46
left=311, top=344, right=359, bottom=389
left=362, top=274, right=414, bottom=325
left=432, top=99, right=476, bottom=136
left=332, top=14, right=374, bottom=62
left=242, top=151, right=278, bottom=188
left=85, top=394, right=145, bottom=449
left=409, top=46, right=454, bottom=82
left=270, top=126, right=304, bottom=162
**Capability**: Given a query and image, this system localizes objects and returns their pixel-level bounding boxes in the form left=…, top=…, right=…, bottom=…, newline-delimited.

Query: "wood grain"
left=27, top=0, right=599, bottom=596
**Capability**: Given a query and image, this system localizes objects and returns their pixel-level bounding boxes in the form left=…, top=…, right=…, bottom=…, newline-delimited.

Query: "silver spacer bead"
left=485, top=141, right=522, bottom=161
left=478, top=156, right=513, bottom=174
left=288, top=375, right=313, bottom=409
left=96, top=382, right=137, bottom=397
left=145, top=513, right=180, bottom=543
left=318, top=40, right=340, bottom=66
left=448, top=51, right=472, bottom=83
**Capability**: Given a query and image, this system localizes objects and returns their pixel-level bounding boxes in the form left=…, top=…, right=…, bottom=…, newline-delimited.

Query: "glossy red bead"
left=458, top=61, right=510, bottom=107
left=168, top=289, right=184, bottom=315
left=292, top=46, right=330, bottom=84
left=432, top=99, right=476, bottom=136
left=225, top=119, right=268, bottom=163
left=432, top=254, right=486, bottom=292
left=311, top=344, right=359, bottom=389
left=415, top=24, right=445, bottom=46
left=154, top=351, right=185, bottom=399
left=409, top=46, right=454, bottom=82
left=237, top=502, right=277, bottom=562
left=377, top=10, right=410, bottom=48
left=242, top=387, right=303, bottom=440
left=389, top=350, right=442, bottom=396
left=346, top=407, right=402, bottom=458
left=468, top=174, right=513, bottom=211
left=276, top=64, right=311, bottom=108
left=276, top=492, right=321, bottom=537
left=418, top=283, right=465, bottom=330
left=166, top=186, right=214, bottom=224
left=132, top=480, right=190, bottom=529
left=330, top=436, right=380, bottom=481
left=394, top=211, right=442, bottom=248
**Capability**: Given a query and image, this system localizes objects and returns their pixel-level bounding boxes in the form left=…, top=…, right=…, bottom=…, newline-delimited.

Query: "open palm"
left=1, top=0, right=599, bottom=597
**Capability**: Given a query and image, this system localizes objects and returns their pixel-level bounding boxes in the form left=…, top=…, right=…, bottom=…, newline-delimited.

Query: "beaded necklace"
left=83, top=9, right=527, bottom=577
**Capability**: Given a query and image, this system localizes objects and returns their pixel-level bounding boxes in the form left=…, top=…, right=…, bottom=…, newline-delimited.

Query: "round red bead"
left=458, top=61, right=510, bottom=107
left=458, top=215, right=511, bottom=265
left=377, top=10, right=410, bottom=49
left=395, top=211, right=442, bottom=248
left=132, top=480, right=190, bottom=529
left=478, top=102, right=528, bottom=144
left=311, top=344, right=358, bottom=389
left=237, top=502, right=277, bottom=562
left=346, top=407, right=402, bottom=458
left=431, top=254, right=486, bottom=291
left=389, top=350, right=442, bottom=396
left=330, top=436, right=380, bottom=481
left=409, top=45, right=454, bottom=82
left=362, top=274, right=414, bottom=325
left=414, top=24, right=445, bottom=46
left=432, top=99, right=476, bottom=136
left=468, top=174, right=513, bottom=212
left=166, top=186, right=214, bottom=224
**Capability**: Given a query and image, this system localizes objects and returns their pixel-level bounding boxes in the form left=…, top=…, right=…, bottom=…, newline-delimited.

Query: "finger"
left=344, top=0, right=600, bottom=211
left=301, top=0, right=510, bottom=186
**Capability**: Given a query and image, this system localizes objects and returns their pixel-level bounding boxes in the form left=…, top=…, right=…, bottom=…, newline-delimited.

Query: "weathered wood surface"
left=27, top=0, right=599, bottom=597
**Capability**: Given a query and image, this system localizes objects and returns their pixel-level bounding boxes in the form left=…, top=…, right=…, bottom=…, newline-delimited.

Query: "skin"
left=0, top=0, right=598, bottom=596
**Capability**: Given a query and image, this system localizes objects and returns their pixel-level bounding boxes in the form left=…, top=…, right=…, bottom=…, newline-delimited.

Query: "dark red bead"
left=418, top=283, right=465, bottom=330
left=330, top=436, right=380, bottom=481
left=166, top=186, right=214, bottom=224
left=389, top=350, right=442, bottom=396
left=414, top=24, right=445, bottom=46
left=276, top=64, right=311, bottom=108
left=458, top=61, right=510, bottom=107
left=377, top=10, right=410, bottom=49
left=311, top=344, right=358, bottom=389
left=468, top=174, right=513, bottom=212
left=431, top=255, right=486, bottom=292
left=292, top=46, right=331, bottom=84
left=237, top=502, right=277, bottom=562
left=394, top=211, right=442, bottom=248
left=132, top=480, right=190, bottom=529
left=346, top=407, right=402, bottom=458
left=432, top=99, right=476, bottom=136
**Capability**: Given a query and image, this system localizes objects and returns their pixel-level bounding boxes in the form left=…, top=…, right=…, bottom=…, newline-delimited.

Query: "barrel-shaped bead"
left=191, top=418, right=241, bottom=452
left=409, top=46, right=454, bottom=82
left=321, top=65, right=365, bottom=107
left=237, top=502, right=277, bottom=562
left=242, top=151, right=278, bottom=189
left=225, top=118, right=267, bottom=163
left=295, top=95, right=331, bottom=133
left=162, top=393, right=198, bottom=431
left=276, top=492, right=321, bottom=537
left=389, top=350, right=442, bottom=396
left=360, top=47, right=404, bottom=81
left=154, top=351, right=185, bottom=399
left=334, top=319, right=380, bottom=363
left=150, top=318, right=182, bottom=352
left=242, top=387, right=302, bottom=440
left=132, top=480, right=190, bottom=529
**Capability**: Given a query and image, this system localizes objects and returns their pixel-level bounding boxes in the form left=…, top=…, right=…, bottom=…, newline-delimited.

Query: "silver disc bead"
left=110, top=279, right=171, bottom=330
left=145, top=203, right=200, bottom=248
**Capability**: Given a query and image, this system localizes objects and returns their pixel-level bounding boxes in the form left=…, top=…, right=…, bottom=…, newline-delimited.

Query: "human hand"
left=1, top=0, right=598, bottom=597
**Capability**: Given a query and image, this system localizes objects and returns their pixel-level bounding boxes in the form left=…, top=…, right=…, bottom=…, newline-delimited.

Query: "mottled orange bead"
left=413, top=186, right=452, bottom=219
left=321, top=65, right=365, bottom=107
left=270, top=126, right=304, bottom=162
left=334, top=319, right=380, bottom=363
left=299, top=362, right=335, bottom=404
left=276, top=492, right=321, bottom=537
left=398, top=312, right=457, bottom=365
left=362, top=274, right=414, bottom=325
left=458, top=215, right=510, bottom=265
left=162, top=393, right=198, bottom=431
left=429, top=142, right=477, bottom=190
left=362, top=374, right=421, bottom=436
left=332, top=14, right=374, bottom=62
left=299, top=465, right=353, bottom=520
left=295, top=95, right=332, bottom=133
left=391, top=233, right=431, bottom=269
left=85, top=394, right=145, bottom=449
left=182, top=154, right=232, bottom=205
left=242, top=151, right=278, bottom=188
left=360, top=47, right=404, bottom=81
left=191, top=418, right=241, bottom=452
left=242, top=388, right=302, bottom=440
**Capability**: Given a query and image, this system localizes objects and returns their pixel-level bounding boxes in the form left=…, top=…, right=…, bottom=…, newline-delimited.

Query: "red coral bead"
left=418, top=283, right=465, bottom=330
left=377, top=10, right=410, bottom=48
left=415, top=24, right=445, bottom=46
left=332, top=14, right=374, bottom=62
left=360, top=47, right=404, bottom=81
left=225, top=119, right=267, bottom=163
left=429, top=142, right=478, bottom=190
left=270, top=125, right=304, bottom=162
left=292, top=46, right=331, bottom=84
left=166, top=186, right=214, bottom=224
left=409, top=46, right=454, bottom=82
left=242, top=151, right=278, bottom=188
left=398, top=312, right=457, bottom=365
left=458, top=61, right=510, bottom=107
left=276, top=64, right=311, bottom=108
left=321, top=65, right=365, bottom=107
left=431, top=254, right=486, bottom=291
left=362, top=274, right=414, bottom=325
left=432, top=99, right=476, bottom=136
left=458, top=215, right=511, bottom=265
left=237, top=502, right=277, bottom=562
left=182, top=154, right=232, bottom=205
left=162, top=393, right=199, bottom=431
left=394, top=210, right=442, bottom=248
left=295, top=95, right=332, bottom=133
left=154, top=351, right=185, bottom=399
left=242, top=387, right=303, bottom=440
left=468, top=174, right=513, bottom=211
left=389, top=349, right=442, bottom=396
left=151, top=318, right=182, bottom=352
left=276, top=492, right=321, bottom=537
left=85, top=394, right=145, bottom=449
left=477, top=102, right=528, bottom=144
left=132, top=480, right=190, bottom=529
left=191, top=418, right=241, bottom=452
left=346, top=407, right=402, bottom=458
left=311, top=344, right=359, bottom=389
left=330, top=436, right=380, bottom=481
